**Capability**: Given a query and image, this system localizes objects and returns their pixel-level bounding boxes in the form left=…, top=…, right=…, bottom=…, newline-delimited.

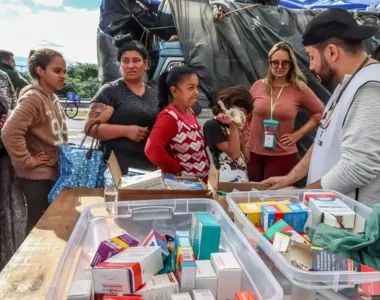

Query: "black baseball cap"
left=302, top=8, right=379, bottom=46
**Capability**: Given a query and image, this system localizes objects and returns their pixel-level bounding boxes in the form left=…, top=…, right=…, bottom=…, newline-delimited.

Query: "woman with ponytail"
left=145, top=67, right=210, bottom=180
left=84, top=34, right=158, bottom=174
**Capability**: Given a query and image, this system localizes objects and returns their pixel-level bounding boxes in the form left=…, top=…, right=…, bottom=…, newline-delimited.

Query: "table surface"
left=0, top=188, right=104, bottom=300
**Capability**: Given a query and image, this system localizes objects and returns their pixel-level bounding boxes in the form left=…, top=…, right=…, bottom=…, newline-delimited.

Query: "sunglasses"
left=270, top=60, right=291, bottom=69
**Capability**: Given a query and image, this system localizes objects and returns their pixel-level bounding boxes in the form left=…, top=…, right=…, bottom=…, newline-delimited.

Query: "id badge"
left=262, top=119, right=279, bottom=149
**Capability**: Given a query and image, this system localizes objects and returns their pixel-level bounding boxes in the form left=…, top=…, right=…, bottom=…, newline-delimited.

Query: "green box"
left=191, top=213, right=221, bottom=260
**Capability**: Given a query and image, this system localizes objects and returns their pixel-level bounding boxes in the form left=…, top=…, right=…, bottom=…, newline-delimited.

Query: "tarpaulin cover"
left=168, top=0, right=380, bottom=171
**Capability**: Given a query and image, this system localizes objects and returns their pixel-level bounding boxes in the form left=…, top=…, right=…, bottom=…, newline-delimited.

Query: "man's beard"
left=318, top=54, right=338, bottom=92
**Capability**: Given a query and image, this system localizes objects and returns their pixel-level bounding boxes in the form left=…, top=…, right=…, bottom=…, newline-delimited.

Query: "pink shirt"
left=246, top=80, right=324, bottom=156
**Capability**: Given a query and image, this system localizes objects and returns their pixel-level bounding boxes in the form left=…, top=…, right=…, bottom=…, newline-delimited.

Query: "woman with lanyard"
left=246, top=42, right=324, bottom=182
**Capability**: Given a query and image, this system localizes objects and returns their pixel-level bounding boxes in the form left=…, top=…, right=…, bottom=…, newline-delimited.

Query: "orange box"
left=236, top=291, right=255, bottom=300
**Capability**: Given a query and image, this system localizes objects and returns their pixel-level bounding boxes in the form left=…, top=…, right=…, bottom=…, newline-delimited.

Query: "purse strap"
left=79, top=122, right=101, bottom=160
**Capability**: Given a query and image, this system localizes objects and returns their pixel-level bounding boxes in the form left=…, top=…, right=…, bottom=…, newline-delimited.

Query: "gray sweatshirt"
left=321, top=81, right=380, bottom=208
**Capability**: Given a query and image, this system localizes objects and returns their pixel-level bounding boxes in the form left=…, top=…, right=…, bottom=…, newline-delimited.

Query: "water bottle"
left=104, top=168, right=118, bottom=214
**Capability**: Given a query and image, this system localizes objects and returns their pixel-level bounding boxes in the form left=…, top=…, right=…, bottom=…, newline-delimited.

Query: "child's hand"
left=216, top=113, right=234, bottom=126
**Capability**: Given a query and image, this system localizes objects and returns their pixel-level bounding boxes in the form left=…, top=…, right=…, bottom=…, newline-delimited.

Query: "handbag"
left=48, top=123, right=107, bottom=203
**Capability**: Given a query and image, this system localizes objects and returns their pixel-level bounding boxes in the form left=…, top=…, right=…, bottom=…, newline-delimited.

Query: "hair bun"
left=29, top=50, right=36, bottom=58
left=113, top=33, right=134, bottom=48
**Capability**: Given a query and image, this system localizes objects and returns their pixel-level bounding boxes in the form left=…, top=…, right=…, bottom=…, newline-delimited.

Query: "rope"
left=215, top=3, right=262, bottom=20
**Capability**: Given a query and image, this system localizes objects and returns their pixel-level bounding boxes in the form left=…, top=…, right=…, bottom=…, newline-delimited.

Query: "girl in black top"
left=203, top=86, right=253, bottom=183
left=85, top=34, right=159, bottom=174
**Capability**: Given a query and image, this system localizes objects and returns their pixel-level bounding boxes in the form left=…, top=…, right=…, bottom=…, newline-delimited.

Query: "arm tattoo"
left=85, top=103, right=107, bottom=135
left=88, top=103, right=107, bottom=119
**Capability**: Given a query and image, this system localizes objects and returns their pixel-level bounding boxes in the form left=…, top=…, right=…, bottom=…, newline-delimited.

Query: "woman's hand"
left=216, top=113, right=234, bottom=126
left=30, top=152, right=50, bottom=167
left=280, top=131, right=303, bottom=146
left=126, top=125, right=149, bottom=142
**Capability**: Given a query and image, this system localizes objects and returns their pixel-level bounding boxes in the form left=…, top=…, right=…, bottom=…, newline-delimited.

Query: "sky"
left=0, top=0, right=102, bottom=65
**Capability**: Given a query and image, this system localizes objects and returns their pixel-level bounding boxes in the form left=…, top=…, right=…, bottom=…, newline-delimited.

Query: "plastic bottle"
left=104, top=178, right=118, bottom=203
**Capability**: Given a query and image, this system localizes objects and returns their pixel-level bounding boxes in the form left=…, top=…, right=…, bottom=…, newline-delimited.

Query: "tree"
left=57, top=63, right=99, bottom=98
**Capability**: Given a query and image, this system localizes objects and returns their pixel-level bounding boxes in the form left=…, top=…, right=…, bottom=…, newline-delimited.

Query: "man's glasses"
left=270, top=60, right=291, bottom=69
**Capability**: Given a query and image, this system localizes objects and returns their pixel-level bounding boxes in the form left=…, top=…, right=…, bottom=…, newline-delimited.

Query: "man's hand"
left=30, top=152, right=50, bottom=167
left=0, top=114, right=7, bottom=130
left=262, top=175, right=293, bottom=190
left=126, top=125, right=149, bottom=142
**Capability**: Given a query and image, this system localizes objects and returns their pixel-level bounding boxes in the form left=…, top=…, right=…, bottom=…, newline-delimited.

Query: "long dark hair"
left=212, top=85, right=253, bottom=116
left=113, top=34, right=148, bottom=61
left=158, top=66, right=197, bottom=111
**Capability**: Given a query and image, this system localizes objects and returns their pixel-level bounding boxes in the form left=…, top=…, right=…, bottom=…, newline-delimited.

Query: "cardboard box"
left=195, top=261, right=218, bottom=298
left=91, top=233, right=140, bottom=267
left=309, top=196, right=365, bottom=231
left=191, top=213, right=221, bottom=260
left=176, top=246, right=197, bottom=293
left=142, top=231, right=170, bottom=260
left=171, top=293, right=192, bottom=300
left=211, top=253, right=242, bottom=300
left=92, top=247, right=163, bottom=294
left=261, top=203, right=312, bottom=233
left=108, top=152, right=212, bottom=201
left=207, top=163, right=269, bottom=215
left=193, top=290, right=216, bottom=300
left=239, top=200, right=291, bottom=227
left=135, top=272, right=179, bottom=300
left=235, top=291, right=255, bottom=300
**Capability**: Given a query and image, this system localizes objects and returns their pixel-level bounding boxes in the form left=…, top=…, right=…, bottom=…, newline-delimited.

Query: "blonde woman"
left=246, top=42, right=324, bottom=182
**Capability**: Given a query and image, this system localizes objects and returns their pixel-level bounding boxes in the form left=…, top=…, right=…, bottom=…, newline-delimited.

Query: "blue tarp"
left=279, top=0, right=380, bottom=11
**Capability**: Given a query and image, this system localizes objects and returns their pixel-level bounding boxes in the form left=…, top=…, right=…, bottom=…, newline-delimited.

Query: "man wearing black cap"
left=263, top=8, right=380, bottom=207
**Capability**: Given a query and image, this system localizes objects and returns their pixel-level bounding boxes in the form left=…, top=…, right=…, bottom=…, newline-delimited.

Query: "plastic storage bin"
left=47, top=199, right=283, bottom=300
left=227, top=189, right=378, bottom=300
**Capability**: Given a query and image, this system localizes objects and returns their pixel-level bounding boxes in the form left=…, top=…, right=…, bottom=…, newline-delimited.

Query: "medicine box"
left=135, top=272, right=179, bottom=300
left=235, top=291, right=255, bottom=300
left=176, top=246, right=197, bottom=293
left=239, top=200, right=291, bottom=226
left=91, top=233, right=139, bottom=267
left=261, top=203, right=312, bottom=233
left=192, top=289, right=216, bottom=300
left=303, top=192, right=337, bottom=207
left=309, top=196, right=356, bottom=229
left=175, top=231, right=191, bottom=254
left=191, top=213, right=221, bottom=260
left=142, top=231, right=170, bottom=260
left=171, top=293, right=192, bottom=300
left=195, top=260, right=218, bottom=298
left=264, top=219, right=310, bottom=245
left=211, top=253, right=242, bottom=300
left=92, top=246, right=163, bottom=294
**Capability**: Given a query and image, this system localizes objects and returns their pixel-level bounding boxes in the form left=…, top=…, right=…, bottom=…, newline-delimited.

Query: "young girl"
left=203, top=86, right=253, bottom=183
left=2, top=48, right=68, bottom=234
left=145, top=66, right=210, bottom=181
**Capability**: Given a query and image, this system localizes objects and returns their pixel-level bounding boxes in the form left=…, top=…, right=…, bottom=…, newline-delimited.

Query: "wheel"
left=64, top=102, right=78, bottom=119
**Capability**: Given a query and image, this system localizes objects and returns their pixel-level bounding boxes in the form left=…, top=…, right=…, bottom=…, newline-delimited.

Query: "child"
left=145, top=66, right=210, bottom=181
left=2, top=48, right=68, bottom=234
left=203, top=86, right=253, bottom=182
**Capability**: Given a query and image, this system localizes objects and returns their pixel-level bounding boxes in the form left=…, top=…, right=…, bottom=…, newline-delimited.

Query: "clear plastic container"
left=47, top=199, right=283, bottom=300
left=226, top=189, right=378, bottom=299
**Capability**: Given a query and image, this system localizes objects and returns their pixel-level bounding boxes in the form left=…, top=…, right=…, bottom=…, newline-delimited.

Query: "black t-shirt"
left=203, top=119, right=249, bottom=182
left=91, top=78, right=159, bottom=174
left=203, top=119, right=229, bottom=167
